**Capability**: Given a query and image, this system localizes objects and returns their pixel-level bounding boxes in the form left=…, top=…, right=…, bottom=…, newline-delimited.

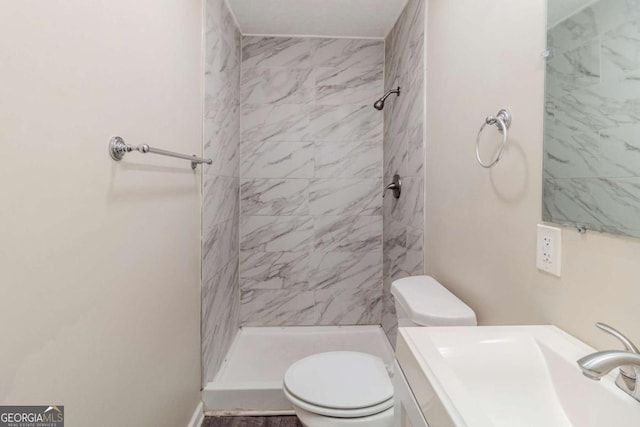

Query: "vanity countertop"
left=396, top=325, right=640, bottom=427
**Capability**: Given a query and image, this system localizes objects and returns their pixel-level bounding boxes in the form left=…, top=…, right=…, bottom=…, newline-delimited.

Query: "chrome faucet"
left=577, top=322, right=640, bottom=402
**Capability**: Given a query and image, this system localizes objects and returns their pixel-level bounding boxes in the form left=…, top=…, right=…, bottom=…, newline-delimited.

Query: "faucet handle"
left=382, top=174, right=402, bottom=199
left=596, top=323, right=639, bottom=354
left=596, top=323, right=639, bottom=381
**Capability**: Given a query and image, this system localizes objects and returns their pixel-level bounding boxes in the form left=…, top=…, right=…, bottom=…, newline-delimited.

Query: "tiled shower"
left=382, top=0, right=426, bottom=346
left=239, top=36, right=384, bottom=327
left=202, top=0, right=425, bottom=386
left=202, top=0, right=241, bottom=385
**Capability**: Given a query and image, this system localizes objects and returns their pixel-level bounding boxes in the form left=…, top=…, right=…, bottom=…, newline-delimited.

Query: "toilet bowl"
left=283, top=276, right=476, bottom=427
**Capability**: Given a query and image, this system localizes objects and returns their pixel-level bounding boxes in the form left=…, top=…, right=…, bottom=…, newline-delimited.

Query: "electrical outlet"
left=537, top=224, right=561, bottom=277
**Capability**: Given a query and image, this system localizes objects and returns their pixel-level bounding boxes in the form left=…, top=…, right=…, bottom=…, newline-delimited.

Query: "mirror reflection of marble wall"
left=543, top=0, right=640, bottom=237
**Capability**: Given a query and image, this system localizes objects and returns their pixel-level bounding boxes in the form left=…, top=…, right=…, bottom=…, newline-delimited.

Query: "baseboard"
left=188, top=401, right=204, bottom=427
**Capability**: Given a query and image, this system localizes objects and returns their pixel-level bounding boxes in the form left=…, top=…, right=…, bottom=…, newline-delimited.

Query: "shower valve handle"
left=383, top=174, right=402, bottom=199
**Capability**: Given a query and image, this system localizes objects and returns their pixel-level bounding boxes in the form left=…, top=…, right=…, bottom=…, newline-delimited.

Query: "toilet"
left=283, top=351, right=394, bottom=427
left=392, top=275, right=477, bottom=328
left=283, top=275, right=477, bottom=427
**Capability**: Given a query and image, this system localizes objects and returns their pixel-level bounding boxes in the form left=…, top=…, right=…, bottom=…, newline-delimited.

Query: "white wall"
left=0, top=1, right=203, bottom=426
left=425, top=0, right=640, bottom=350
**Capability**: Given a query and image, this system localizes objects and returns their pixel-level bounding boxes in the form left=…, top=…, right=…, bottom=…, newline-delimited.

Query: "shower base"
left=202, top=325, right=394, bottom=415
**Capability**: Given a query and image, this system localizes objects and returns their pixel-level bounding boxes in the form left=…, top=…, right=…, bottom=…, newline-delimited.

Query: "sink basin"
left=396, top=326, right=640, bottom=427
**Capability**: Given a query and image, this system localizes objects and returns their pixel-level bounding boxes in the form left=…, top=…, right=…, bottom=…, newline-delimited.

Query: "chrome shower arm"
left=373, top=86, right=401, bottom=110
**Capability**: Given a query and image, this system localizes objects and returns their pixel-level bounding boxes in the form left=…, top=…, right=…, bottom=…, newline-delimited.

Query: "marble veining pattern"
left=309, top=251, right=382, bottom=291
left=242, top=37, right=313, bottom=69
left=240, top=289, right=318, bottom=326
left=202, top=0, right=241, bottom=386
left=240, top=216, right=314, bottom=253
left=239, top=36, right=384, bottom=326
left=314, top=140, right=382, bottom=178
left=203, top=175, right=239, bottom=227
left=544, top=177, right=640, bottom=235
left=382, top=0, right=426, bottom=345
left=240, top=285, right=382, bottom=326
left=314, top=286, right=383, bottom=325
left=240, top=251, right=310, bottom=290
left=314, top=215, right=382, bottom=253
left=544, top=0, right=640, bottom=237
left=312, top=38, right=384, bottom=69
left=240, top=140, right=314, bottom=178
left=602, top=20, right=640, bottom=79
left=241, top=104, right=312, bottom=143
left=241, top=67, right=314, bottom=105
left=311, top=104, right=382, bottom=142
left=315, top=67, right=383, bottom=105
left=202, top=259, right=239, bottom=383
left=203, top=218, right=239, bottom=274
left=241, top=178, right=309, bottom=216
left=309, top=179, right=382, bottom=216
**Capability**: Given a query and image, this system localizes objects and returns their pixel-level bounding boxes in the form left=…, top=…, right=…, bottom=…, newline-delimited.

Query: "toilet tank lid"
left=391, top=276, right=477, bottom=326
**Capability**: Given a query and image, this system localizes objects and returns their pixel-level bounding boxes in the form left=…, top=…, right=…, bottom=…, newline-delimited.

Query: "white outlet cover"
left=537, top=224, right=562, bottom=277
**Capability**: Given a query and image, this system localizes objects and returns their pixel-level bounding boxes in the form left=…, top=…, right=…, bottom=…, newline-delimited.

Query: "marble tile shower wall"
left=382, top=0, right=426, bottom=345
left=202, top=0, right=241, bottom=385
left=544, top=0, right=640, bottom=236
left=239, top=37, right=384, bottom=326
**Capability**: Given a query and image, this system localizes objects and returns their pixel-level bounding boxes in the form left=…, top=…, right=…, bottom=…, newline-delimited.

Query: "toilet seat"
left=294, top=405, right=394, bottom=427
left=283, top=351, right=394, bottom=419
left=283, top=384, right=394, bottom=418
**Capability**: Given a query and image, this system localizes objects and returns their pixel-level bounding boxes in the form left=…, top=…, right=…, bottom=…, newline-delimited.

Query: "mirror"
left=543, top=0, right=640, bottom=238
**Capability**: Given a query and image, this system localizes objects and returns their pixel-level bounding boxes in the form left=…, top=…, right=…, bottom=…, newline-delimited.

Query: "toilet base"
left=293, top=405, right=394, bottom=427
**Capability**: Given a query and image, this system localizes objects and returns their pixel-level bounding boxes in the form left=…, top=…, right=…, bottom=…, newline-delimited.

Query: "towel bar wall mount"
left=109, top=136, right=212, bottom=170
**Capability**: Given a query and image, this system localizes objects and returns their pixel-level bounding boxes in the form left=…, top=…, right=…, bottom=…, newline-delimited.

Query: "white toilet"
left=391, top=275, right=477, bottom=328
left=283, top=275, right=477, bottom=427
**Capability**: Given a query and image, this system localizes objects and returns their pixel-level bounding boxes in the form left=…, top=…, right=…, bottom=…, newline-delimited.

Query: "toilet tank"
left=391, top=276, right=477, bottom=327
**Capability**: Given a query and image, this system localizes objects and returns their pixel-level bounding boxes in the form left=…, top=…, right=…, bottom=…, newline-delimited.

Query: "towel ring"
left=475, top=109, right=512, bottom=168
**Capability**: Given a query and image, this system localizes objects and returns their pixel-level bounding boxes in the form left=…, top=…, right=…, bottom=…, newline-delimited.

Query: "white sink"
left=396, top=326, right=640, bottom=427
